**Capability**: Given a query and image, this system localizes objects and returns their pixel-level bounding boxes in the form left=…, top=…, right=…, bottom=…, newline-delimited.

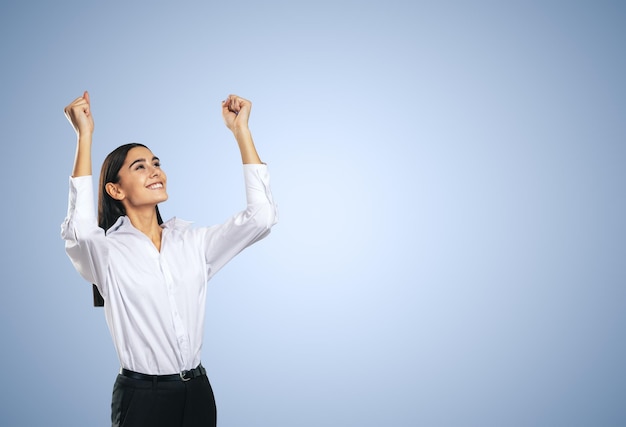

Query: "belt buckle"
left=180, top=370, right=191, bottom=382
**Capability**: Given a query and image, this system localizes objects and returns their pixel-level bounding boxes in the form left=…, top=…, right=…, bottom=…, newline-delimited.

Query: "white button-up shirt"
left=61, top=164, right=278, bottom=375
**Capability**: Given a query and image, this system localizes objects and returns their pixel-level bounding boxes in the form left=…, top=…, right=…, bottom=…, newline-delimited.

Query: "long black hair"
left=91, top=143, right=163, bottom=306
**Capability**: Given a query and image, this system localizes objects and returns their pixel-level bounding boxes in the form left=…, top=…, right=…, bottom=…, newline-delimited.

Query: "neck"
left=126, top=206, right=163, bottom=251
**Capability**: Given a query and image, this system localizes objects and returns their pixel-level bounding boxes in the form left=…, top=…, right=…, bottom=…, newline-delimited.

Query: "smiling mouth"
left=147, top=182, right=164, bottom=190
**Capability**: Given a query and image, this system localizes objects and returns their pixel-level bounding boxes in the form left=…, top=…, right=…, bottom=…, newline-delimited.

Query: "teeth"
left=148, top=183, right=163, bottom=189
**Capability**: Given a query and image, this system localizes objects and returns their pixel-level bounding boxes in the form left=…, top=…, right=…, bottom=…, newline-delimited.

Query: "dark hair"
left=92, top=143, right=163, bottom=307
left=98, top=142, right=163, bottom=230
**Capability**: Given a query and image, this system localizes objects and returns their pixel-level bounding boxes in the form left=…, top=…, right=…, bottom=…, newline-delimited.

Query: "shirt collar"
left=106, top=216, right=192, bottom=235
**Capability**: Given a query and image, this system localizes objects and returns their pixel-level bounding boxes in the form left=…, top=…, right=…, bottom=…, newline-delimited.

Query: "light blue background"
left=1, top=1, right=624, bottom=426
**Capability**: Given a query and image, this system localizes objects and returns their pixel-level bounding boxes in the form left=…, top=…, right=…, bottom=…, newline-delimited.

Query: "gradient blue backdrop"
left=1, top=1, right=624, bottom=426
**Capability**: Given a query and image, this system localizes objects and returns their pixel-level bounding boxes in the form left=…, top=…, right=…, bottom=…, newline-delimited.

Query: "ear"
left=105, top=182, right=125, bottom=201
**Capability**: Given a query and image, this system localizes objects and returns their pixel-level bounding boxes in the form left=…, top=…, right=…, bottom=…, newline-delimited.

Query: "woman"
left=61, top=91, right=278, bottom=426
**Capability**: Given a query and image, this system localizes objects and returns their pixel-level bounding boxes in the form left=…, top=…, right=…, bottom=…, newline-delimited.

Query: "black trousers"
left=111, top=371, right=217, bottom=427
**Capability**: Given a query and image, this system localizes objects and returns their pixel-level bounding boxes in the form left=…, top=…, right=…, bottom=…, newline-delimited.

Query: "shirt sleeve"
left=60, top=175, right=109, bottom=294
left=201, top=163, right=279, bottom=280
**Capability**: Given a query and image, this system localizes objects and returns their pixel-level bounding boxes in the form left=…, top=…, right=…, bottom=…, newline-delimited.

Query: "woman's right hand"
left=64, top=91, right=94, bottom=137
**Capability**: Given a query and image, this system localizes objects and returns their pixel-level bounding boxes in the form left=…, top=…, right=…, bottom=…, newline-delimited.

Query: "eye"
left=135, top=164, right=145, bottom=170
left=153, top=161, right=161, bottom=168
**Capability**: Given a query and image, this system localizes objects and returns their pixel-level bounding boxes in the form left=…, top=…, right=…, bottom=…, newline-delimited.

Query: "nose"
left=150, top=165, right=160, bottom=177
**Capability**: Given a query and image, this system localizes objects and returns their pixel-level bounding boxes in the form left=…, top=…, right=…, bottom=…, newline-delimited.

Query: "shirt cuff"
left=242, top=164, right=273, bottom=205
left=67, top=175, right=97, bottom=221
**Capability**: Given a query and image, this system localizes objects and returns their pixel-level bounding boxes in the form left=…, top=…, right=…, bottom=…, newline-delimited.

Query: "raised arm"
left=222, top=94, right=262, bottom=164
left=64, top=91, right=95, bottom=177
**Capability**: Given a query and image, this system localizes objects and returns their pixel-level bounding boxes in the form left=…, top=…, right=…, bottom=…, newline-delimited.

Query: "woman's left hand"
left=222, top=94, right=251, bottom=133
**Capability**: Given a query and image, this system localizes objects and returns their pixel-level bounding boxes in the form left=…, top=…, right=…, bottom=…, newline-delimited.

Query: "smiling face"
left=105, top=146, right=168, bottom=212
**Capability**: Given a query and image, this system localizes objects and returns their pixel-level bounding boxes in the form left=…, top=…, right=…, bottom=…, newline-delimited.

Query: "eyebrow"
left=128, top=156, right=160, bottom=169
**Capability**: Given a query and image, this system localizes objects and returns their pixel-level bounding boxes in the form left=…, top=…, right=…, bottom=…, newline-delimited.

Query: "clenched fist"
left=64, top=91, right=94, bottom=137
left=222, top=94, right=252, bottom=133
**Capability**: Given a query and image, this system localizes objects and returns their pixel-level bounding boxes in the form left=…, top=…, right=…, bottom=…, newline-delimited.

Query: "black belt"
left=121, top=364, right=206, bottom=382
